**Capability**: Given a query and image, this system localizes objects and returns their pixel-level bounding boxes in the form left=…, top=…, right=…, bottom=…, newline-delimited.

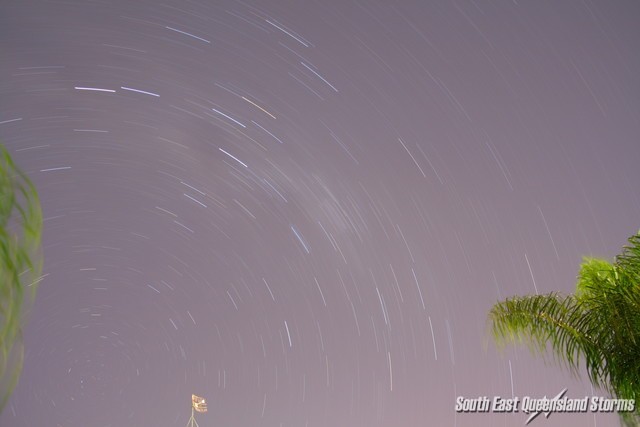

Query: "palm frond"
left=488, top=232, right=640, bottom=424
left=0, top=144, right=42, bottom=412
left=489, top=293, right=599, bottom=374
left=616, top=233, right=640, bottom=281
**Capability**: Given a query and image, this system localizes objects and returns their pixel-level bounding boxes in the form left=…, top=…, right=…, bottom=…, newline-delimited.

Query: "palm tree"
left=0, top=144, right=42, bottom=412
left=489, top=232, right=640, bottom=425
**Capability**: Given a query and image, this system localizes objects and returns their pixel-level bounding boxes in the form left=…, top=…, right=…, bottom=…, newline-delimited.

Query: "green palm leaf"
left=489, top=232, right=640, bottom=425
left=0, top=144, right=42, bottom=412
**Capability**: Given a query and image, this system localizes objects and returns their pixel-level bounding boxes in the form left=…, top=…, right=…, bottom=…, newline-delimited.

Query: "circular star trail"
left=1, top=1, right=639, bottom=426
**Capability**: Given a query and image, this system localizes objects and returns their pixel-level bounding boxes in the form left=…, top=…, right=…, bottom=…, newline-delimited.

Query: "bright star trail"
left=1, top=1, right=639, bottom=427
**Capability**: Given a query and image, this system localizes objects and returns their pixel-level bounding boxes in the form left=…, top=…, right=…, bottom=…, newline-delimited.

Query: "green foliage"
left=489, top=232, right=640, bottom=425
left=0, top=144, right=42, bottom=412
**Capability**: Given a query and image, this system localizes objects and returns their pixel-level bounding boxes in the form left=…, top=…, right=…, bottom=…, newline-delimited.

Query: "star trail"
left=1, top=1, right=639, bottom=426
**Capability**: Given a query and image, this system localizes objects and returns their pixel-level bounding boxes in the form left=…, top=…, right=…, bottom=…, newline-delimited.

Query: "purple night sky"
left=1, top=1, right=639, bottom=426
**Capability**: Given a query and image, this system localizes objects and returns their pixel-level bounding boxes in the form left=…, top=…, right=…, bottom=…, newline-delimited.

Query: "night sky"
left=2, top=1, right=639, bottom=426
